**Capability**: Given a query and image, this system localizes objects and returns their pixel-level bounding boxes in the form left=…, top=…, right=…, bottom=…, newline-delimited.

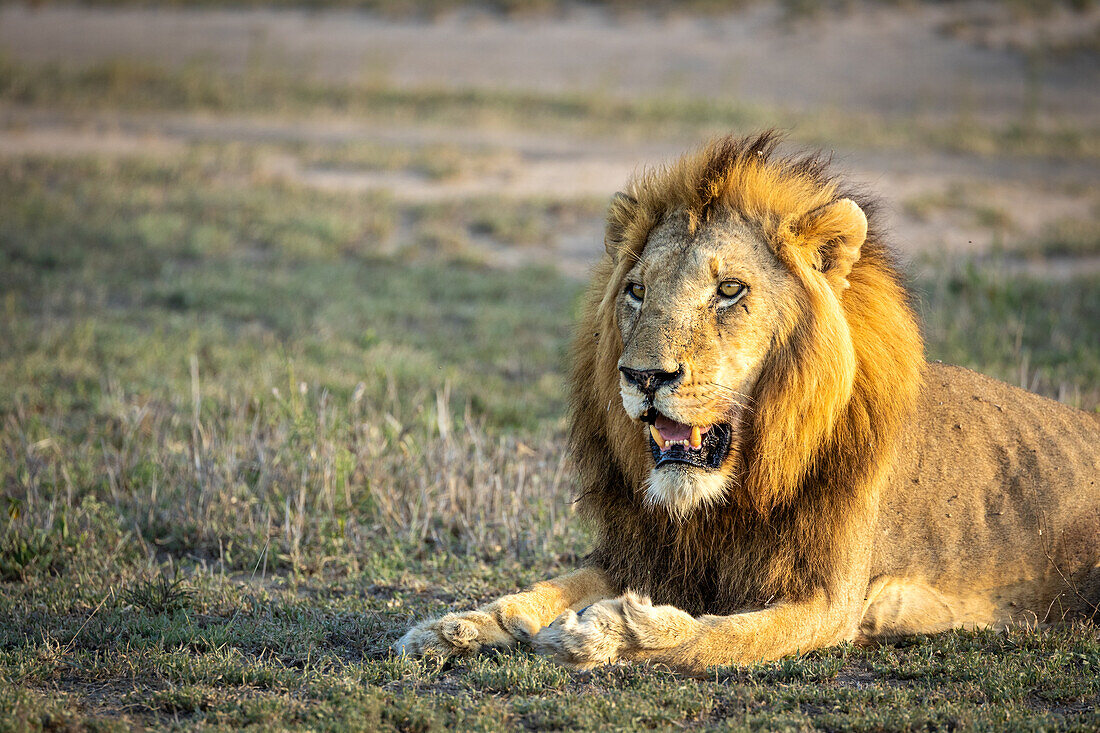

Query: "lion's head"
left=571, top=132, right=924, bottom=524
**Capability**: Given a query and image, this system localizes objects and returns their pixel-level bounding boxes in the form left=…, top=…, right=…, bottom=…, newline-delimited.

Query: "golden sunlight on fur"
left=394, top=132, right=1100, bottom=673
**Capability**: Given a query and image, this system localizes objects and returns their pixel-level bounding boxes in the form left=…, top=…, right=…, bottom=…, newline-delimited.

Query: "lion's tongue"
left=655, top=415, right=710, bottom=443
left=654, top=415, right=691, bottom=443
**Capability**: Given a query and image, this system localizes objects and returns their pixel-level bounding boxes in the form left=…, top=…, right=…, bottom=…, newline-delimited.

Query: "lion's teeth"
left=649, top=428, right=705, bottom=452
left=649, top=424, right=667, bottom=450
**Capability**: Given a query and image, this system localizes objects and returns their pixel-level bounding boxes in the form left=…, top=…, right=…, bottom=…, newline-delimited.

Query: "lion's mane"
left=569, top=132, right=925, bottom=616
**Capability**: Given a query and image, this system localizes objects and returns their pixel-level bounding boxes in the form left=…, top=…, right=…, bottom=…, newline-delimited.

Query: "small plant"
left=0, top=529, right=57, bottom=582
left=124, top=571, right=195, bottom=615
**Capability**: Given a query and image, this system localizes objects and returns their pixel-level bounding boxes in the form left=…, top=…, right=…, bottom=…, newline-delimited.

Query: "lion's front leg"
left=533, top=592, right=861, bottom=673
left=393, top=567, right=614, bottom=660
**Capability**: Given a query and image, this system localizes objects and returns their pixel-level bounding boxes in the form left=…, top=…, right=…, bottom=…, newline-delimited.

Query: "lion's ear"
left=604, top=191, right=637, bottom=259
left=798, top=198, right=867, bottom=290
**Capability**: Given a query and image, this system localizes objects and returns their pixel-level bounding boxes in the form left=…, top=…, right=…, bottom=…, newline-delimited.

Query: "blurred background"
left=1, top=2, right=1099, bottom=727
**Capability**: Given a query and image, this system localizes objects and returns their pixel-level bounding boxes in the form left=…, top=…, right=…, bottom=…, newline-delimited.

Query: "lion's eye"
left=626, top=282, right=646, bottom=301
left=718, top=280, right=747, bottom=302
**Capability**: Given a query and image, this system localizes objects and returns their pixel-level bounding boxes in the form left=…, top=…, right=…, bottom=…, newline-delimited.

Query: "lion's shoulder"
left=917, top=362, right=1099, bottom=434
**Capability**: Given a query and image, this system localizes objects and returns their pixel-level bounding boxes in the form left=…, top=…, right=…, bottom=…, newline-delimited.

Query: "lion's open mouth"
left=645, top=412, right=732, bottom=470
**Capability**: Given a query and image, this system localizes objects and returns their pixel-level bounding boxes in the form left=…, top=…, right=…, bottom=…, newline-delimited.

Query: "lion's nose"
left=619, top=365, right=683, bottom=394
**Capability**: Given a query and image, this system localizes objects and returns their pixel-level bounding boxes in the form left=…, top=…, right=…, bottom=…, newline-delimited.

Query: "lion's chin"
left=643, top=465, right=729, bottom=519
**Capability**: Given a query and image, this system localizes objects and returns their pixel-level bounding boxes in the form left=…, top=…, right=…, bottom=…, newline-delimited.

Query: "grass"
left=916, top=257, right=1100, bottom=405
left=1008, top=218, right=1100, bottom=259
left=903, top=183, right=1016, bottom=233
left=1, top=116, right=1098, bottom=728
left=3, top=54, right=1099, bottom=160
left=294, top=140, right=502, bottom=182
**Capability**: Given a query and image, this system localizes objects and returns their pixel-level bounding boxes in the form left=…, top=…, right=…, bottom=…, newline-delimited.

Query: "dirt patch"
left=0, top=126, right=184, bottom=157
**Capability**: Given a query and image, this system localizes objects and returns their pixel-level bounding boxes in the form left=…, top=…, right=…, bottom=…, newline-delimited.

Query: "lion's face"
left=615, top=210, right=799, bottom=516
left=577, top=135, right=917, bottom=524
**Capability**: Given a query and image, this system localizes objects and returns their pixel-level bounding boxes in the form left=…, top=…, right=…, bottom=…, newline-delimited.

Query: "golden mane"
left=570, top=131, right=925, bottom=612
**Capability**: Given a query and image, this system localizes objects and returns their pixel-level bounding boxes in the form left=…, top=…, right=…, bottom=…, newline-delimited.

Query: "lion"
left=394, top=131, right=1100, bottom=672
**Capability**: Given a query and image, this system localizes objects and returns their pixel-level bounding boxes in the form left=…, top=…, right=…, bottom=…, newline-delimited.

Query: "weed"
left=0, top=529, right=58, bottom=582
left=124, top=572, right=195, bottom=615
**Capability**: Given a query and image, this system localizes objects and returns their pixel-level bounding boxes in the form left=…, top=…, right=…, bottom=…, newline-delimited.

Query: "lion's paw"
left=531, top=593, right=702, bottom=668
left=618, top=591, right=699, bottom=651
left=531, top=600, right=628, bottom=668
left=392, top=610, right=517, bottom=660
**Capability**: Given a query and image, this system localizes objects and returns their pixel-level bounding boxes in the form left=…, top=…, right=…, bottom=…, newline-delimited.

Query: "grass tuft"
left=124, top=572, right=196, bottom=615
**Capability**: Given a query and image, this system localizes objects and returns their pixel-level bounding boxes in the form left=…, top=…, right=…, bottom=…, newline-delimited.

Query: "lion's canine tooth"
left=690, top=426, right=702, bottom=449
left=650, top=424, right=666, bottom=450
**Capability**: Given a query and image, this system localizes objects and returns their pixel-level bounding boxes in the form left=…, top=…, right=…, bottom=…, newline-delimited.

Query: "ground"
left=1, top=2, right=1099, bottom=730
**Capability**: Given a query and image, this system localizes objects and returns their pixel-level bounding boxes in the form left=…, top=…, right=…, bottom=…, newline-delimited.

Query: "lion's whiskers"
left=706, top=381, right=756, bottom=403
left=704, top=381, right=756, bottom=416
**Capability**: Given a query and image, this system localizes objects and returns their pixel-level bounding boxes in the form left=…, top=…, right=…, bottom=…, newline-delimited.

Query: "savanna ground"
left=2, top=1, right=1100, bottom=730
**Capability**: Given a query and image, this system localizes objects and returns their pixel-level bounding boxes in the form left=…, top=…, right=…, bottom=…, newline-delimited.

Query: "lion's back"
left=873, top=362, right=1100, bottom=621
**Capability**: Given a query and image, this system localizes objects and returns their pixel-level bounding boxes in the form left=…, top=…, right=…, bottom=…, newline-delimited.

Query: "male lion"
left=395, top=132, right=1100, bottom=672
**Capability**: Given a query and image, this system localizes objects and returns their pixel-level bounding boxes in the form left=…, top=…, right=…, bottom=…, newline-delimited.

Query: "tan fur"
left=395, top=132, right=1100, bottom=672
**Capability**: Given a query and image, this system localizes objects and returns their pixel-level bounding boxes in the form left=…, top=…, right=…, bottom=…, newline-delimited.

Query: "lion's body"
left=866, top=364, right=1100, bottom=636
left=395, top=133, right=1099, bottom=672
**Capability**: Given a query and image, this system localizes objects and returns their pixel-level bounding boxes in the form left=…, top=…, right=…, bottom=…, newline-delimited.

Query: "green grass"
left=0, top=152, right=578, bottom=428
left=2, top=139, right=1098, bottom=729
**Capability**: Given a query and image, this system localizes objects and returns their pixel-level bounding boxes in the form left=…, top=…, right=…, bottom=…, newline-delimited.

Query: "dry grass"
left=3, top=379, right=580, bottom=581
